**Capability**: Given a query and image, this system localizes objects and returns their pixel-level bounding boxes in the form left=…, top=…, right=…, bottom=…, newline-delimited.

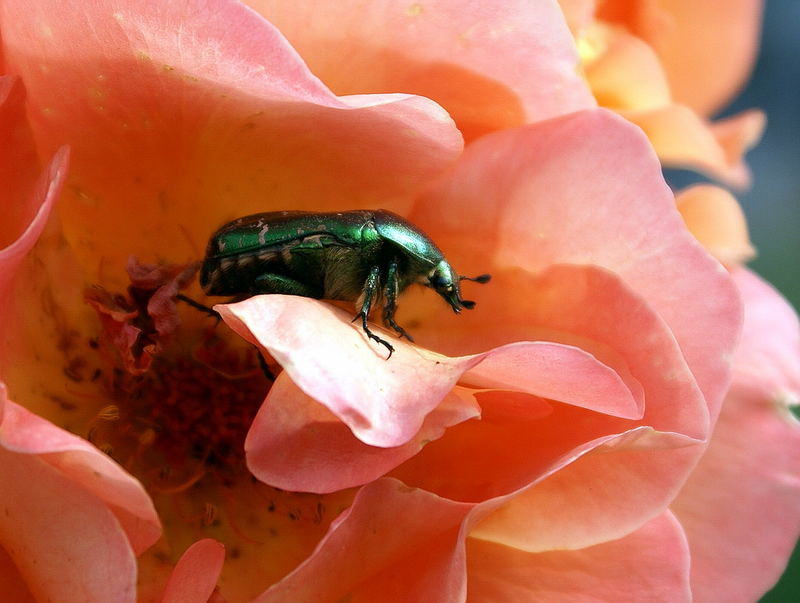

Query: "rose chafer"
left=199, top=209, right=490, bottom=357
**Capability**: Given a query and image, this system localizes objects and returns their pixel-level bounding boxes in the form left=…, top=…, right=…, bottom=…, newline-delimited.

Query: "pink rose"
left=0, top=1, right=797, bottom=601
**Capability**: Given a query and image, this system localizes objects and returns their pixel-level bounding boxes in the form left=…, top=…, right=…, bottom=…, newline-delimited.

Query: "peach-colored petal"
left=217, top=295, right=479, bottom=447
left=0, top=76, right=43, bottom=250
left=161, top=539, right=226, bottom=603
left=220, top=278, right=676, bottom=451
left=617, top=0, right=764, bottom=116
left=387, top=264, right=709, bottom=550
left=449, top=266, right=707, bottom=436
left=247, top=0, right=596, bottom=141
left=246, top=373, right=479, bottom=493
left=0, top=545, right=35, bottom=602
left=467, top=511, right=691, bottom=601
left=728, top=268, right=800, bottom=403
left=463, top=340, right=644, bottom=420
left=0, top=388, right=140, bottom=601
left=469, top=428, right=701, bottom=552
left=623, top=104, right=760, bottom=188
left=676, top=184, right=755, bottom=266
left=558, top=0, right=596, bottom=35
left=0, top=76, right=69, bottom=302
left=0, top=384, right=161, bottom=554
left=256, top=478, right=473, bottom=602
left=582, top=23, right=671, bottom=111
left=711, top=109, right=767, bottom=180
left=0, top=0, right=463, bottom=286
left=670, top=268, right=800, bottom=600
left=672, top=385, right=800, bottom=602
left=411, top=108, right=741, bottom=422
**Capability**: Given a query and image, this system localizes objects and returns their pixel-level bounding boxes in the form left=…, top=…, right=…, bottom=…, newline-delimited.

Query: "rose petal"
left=404, top=265, right=707, bottom=438
left=217, top=295, right=479, bottom=447
left=600, top=0, right=764, bottom=115
left=670, top=268, right=800, bottom=600
left=410, top=108, right=741, bottom=422
left=582, top=23, right=671, bottom=111
left=246, top=373, right=479, bottom=493
left=676, top=184, right=755, bottom=266
left=0, top=544, right=35, bottom=602
left=247, top=0, right=595, bottom=140
left=0, top=387, right=142, bottom=601
left=0, top=384, right=161, bottom=554
left=462, top=339, right=644, bottom=419
left=469, top=428, right=701, bottom=551
left=0, top=76, right=44, bottom=250
left=623, top=104, right=760, bottom=188
left=0, top=121, right=67, bottom=304
left=0, top=0, right=463, bottom=286
left=671, top=384, right=800, bottom=602
left=730, top=268, right=800, bottom=397
left=256, top=478, right=473, bottom=602
left=221, top=267, right=688, bottom=451
left=161, top=539, right=226, bottom=603
left=467, top=511, right=691, bottom=601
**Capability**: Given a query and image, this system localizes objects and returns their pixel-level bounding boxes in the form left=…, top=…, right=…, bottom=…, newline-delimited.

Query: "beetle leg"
left=252, top=273, right=319, bottom=297
left=354, top=265, right=394, bottom=358
left=176, top=293, right=221, bottom=320
left=382, top=260, right=414, bottom=342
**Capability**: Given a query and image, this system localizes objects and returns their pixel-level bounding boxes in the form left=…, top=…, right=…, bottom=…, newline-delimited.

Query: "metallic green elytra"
left=200, top=209, right=491, bottom=357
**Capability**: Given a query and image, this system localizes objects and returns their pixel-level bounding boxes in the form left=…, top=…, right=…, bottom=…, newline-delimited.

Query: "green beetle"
left=199, top=209, right=490, bottom=357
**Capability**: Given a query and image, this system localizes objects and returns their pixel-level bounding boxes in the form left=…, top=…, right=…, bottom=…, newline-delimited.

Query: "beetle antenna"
left=460, top=274, right=491, bottom=284
left=461, top=299, right=476, bottom=309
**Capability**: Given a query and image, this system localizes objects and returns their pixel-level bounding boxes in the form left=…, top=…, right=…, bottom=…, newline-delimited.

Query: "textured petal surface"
left=256, top=478, right=473, bottom=603
left=0, top=385, right=161, bottom=555
left=217, top=296, right=478, bottom=447
left=0, top=75, right=67, bottom=301
left=728, top=269, right=800, bottom=396
left=672, top=387, right=800, bottom=602
left=0, top=386, right=143, bottom=602
left=247, top=0, right=595, bottom=140
left=0, top=76, right=43, bottom=250
left=671, top=270, right=800, bottom=601
left=161, top=539, right=226, bottom=603
left=246, top=373, right=479, bottom=493
left=410, top=108, right=740, bottom=422
left=0, top=0, right=463, bottom=288
left=0, top=545, right=35, bottom=602
left=467, top=511, right=691, bottom=602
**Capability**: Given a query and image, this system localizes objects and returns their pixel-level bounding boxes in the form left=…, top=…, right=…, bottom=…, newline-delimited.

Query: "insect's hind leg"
left=353, top=265, right=394, bottom=358
left=382, top=260, right=414, bottom=342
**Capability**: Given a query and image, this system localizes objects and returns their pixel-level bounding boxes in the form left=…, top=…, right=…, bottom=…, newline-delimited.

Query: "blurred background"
left=731, top=1, right=799, bottom=313
left=722, top=1, right=799, bottom=599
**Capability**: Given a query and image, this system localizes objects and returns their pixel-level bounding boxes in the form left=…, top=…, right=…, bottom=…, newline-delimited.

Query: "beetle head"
left=428, top=260, right=491, bottom=313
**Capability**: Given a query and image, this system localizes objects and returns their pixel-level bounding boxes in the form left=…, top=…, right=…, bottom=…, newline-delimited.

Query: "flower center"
left=89, top=334, right=268, bottom=491
left=78, top=260, right=271, bottom=491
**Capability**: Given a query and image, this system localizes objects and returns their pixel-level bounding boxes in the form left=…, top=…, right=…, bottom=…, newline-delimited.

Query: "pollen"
left=94, top=335, right=269, bottom=489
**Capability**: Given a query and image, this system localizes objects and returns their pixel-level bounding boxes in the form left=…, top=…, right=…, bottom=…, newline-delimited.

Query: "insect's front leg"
left=353, top=265, right=394, bottom=358
left=382, top=260, right=414, bottom=342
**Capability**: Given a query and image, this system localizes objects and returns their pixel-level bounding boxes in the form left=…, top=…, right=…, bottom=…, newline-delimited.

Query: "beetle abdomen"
left=200, top=245, right=288, bottom=295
